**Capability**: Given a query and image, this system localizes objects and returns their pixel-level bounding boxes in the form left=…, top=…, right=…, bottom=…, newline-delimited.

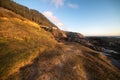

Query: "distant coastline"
left=85, top=36, right=120, bottom=38
left=115, top=36, right=120, bottom=38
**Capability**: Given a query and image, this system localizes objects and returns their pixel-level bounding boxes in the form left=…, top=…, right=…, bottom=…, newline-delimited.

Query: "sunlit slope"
left=0, top=7, right=120, bottom=80
left=0, top=7, right=56, bottom=79
left=0, top=0, right=57, bottom=28
left=8, top=43, right=120, bottom=80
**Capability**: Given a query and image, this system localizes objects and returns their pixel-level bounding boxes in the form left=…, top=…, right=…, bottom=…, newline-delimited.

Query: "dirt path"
left=19, top=44, right=87, bottom=80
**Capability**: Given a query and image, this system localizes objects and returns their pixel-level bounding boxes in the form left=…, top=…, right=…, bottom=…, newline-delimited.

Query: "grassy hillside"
left=0, top=7, right=57, bottom=79
left=0, top=0, right=57, bottom=28
left=0, top=7, right=120, bottom=80
left=7, top=42, right=120, bottom=80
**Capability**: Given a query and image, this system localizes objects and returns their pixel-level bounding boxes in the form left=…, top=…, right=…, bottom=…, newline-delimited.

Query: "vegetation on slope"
left=7, top=43, right=120, bottom=80
left=0, top=2, right=120, bottom=80
left=0, top=0, right=57, bottom=28
left=0, top=0, right=74, bottom=40
left=0, top=7, right=57, bottom=80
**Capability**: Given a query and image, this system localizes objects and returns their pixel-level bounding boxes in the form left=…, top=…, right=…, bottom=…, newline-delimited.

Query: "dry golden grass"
left=0, top=7, right=56, bottom=80
left=0, top=7, right=120, bottom=80
left=8, top=43, right=120, bottom=80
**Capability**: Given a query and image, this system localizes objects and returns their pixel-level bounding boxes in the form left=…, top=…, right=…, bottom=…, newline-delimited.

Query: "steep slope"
left=0, top=5, right=120, bottom=80
left=0, top=7, right=57, bottom=79
left=0, top=0, right=65, bottom=39
left=0, top=0, right=57, bottom=28
left=0, top=0, right=85, bottom=41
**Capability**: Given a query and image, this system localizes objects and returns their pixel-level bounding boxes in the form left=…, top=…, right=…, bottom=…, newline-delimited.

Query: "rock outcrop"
left=66, top=32, right=84, bottom=41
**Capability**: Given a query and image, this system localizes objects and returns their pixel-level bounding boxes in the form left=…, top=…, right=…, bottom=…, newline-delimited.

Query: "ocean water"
left=85, top=36, right=120, bottom=39
left=115, top=36, right=120, bottom=38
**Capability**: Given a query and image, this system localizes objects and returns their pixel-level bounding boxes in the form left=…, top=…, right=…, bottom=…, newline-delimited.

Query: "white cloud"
left=43, top=11, right=64, bottom=29
left=52, top=0, right=64, bottom=8
left=41, top=0, right=65, bottom=8
left=57, top=22, right=64, bottom=27
left=68, top=3, right=78, bottom=9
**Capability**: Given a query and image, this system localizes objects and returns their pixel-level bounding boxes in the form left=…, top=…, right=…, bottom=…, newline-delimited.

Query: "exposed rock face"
left=87, top=37, right=120, bottom=52
left=86, top=37, right=120, bottom=69
left=66, top=32, right=84, bottom=41
left=41, top=26, right=67, bottom=41
left=64, top=32, right=94, bottom=48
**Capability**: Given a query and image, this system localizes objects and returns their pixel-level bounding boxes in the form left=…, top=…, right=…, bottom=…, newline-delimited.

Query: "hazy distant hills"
left=0, top=0, right=120, bottom=80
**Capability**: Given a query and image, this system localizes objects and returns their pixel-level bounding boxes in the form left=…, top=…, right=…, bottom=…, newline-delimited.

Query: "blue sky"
left=13, top=0, right=120, bottom=36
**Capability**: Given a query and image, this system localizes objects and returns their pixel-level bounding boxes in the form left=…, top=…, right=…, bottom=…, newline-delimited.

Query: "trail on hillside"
left=7, top=43, right=120, bottom=80
left=9, top=43, right=87, bottom=80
